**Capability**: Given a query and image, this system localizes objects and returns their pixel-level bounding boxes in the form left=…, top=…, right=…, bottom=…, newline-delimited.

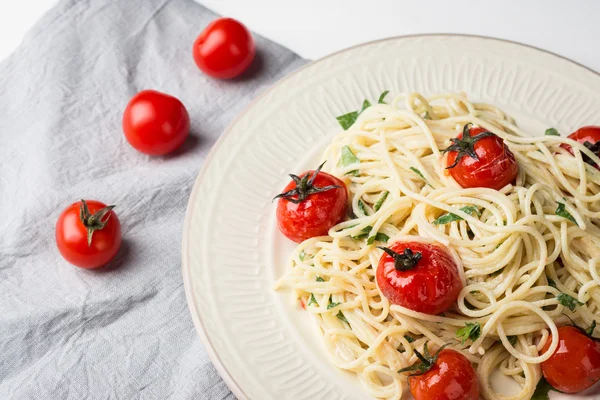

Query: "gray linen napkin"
left=0, top=0, right=306, bottom=398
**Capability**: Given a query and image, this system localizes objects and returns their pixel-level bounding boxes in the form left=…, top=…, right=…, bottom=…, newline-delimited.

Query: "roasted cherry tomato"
left=445, top=124, right=518, bottom=190
left=122, top=90, right=190, bottom=156
left=400, top=344, right=479, bottom=400
left=192, top=17, right=255, bottom=79
left=561, top=126, right=600, bottom=168
left=376, top=241, right=462, bottom=315
left=540, top=325, right=600, bottom=393
left=275, top=162, right=348, bottom=243
left=55, top=200, right=122, bottom=269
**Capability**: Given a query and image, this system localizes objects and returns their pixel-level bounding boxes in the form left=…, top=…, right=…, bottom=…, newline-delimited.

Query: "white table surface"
left=2, top=0, right=600, bottom=73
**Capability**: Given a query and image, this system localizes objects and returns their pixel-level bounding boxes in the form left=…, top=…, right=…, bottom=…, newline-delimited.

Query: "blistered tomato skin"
left=541, top=325, right=600, bottom=393
left=408, top=349, right=479, bottom=400
left=276, top=171, right=347, bottom=243
left=446, top=125, right=518, bottom=190
left=376, top=241, right=462, bottom=315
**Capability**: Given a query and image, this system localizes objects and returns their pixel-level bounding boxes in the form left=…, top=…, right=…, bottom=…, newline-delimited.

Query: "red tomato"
left=445, top=124, right=518, bottom=190
left=561, top=126, right=600, bottom=168
left=122, top=90, right=190, bottom=156
left=192, top=18, right=255, bottom=79
left=275, top=163, right=348, bottom=243
left=541, top=325, right=600, bottom=393
left=56, top=200, right=122, bottom=269
left=407, top=348, right=479, bottom=400
left=376, top=241, right=462, bottom=315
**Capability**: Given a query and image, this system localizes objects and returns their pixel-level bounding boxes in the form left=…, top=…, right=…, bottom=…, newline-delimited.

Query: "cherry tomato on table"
left=376, top=241, right=462, bottom=315
left=540, top=325, right=600, bottom=393
left=122, top=90, right=190, bottom=156
left=275, top=162, right=348, bottom=243
left=56, top=200, right=122, bottom=269
left=193, top=17, right=255, bottom=79
left=400, top=343, right=479, bottom=400
left=560, top=125, right=600, bottom=168
left=444, top=124, right=518, bottom=190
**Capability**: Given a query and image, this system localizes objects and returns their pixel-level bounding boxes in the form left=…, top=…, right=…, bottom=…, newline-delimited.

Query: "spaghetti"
left=275, top=92, right=600, bottom=400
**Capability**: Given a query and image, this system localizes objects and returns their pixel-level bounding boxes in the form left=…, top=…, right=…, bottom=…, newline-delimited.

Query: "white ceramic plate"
left=182, top=35, right=600, bottom=400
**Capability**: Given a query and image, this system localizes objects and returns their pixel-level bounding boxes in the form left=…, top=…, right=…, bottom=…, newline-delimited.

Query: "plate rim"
left=181, top=33, right=600, bottom=400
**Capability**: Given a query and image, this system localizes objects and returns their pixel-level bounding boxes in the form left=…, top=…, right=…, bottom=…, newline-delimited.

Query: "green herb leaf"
left=409, top=167, right=428, bottom=184
left=327, top=301, right=341, bottom=310
left=316, top=276, right=325, bottom=282
left=358, top=199, right=368, bottom=216
left=456, top=322, right=481, bottom=344
left=336, top=311, right=348, bottom=323
left=352, top=226, right=372, bottom=239
left=423, top=111, right=431, bottom=120
left=507, top=335, right=517, bottom=346
left=366, top=233, right=390, bottom=245
left=556, top=202, right=576, bottom=223
left=308, top=293, right=317, bottom=306
left=378, top=90, right=389, bottom=104
left=548, top=279, right=557, bottom=289
left=360, top=99, right=372, bottom=113
left=404, top=335, right=415, bottom=343
left=336, top=96, right=375, bottom=130
left=299, top=250, right=306, bottom=261
left=531, top=377, right=554, bottom=400
left=545, top=128, right=560, bottom=136
left=338, top=145, right=360, bottom=176
left=374, top=191, right=389, bottom=212
left=557, top=293, right=584, bottom=311
left=588, top=320, right=597, bottom=336
left=336, top=111, right=359, bottom=130
left=433, top=206, right=481, bottom=225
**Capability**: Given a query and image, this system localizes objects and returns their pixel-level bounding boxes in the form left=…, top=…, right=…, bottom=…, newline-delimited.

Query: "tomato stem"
left=443, top=123, right=495, bottom=169
left=273, top=161, right=340, bottom=204
left=582, top=141, right=600, bottom=166
left=378, top=247, right=422, bottom=271
left=79, top=199, right=116, bottom=246
left=398, top=342, right=450, bottom=376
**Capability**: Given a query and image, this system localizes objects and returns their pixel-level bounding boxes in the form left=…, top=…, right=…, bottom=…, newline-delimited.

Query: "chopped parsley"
left=545, top=128, right=560, bottom=136
left=336, top=112, right=359, bottom=130
left=308, top=294, right=317, bottom=306
left=336, top=91, right=389, bottom=129
left=456, top=322, right=481, bottom=344
left=433, top=206, right=481, bottom=225
left=367, top=233, right=390, bottom=245
left=316, top=276, right=325, bottom=282
left=409, top=167, right=428, bottom=184
left=336, top=311, right=348, bottom=323
left=556, top=293, right=584, bottom=311
left=555, top=202, right=576, bottom=223
left=352, top=226, right=389, bottom=244
left=378, top=90, right=389, bottom=104
left=588, top=320, right=597, bottom=336
left=338, top=145, right=360, bottom=176
left=374, top=191, right=389, bottom=212
left=358, top=199, right=368, bottom=216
